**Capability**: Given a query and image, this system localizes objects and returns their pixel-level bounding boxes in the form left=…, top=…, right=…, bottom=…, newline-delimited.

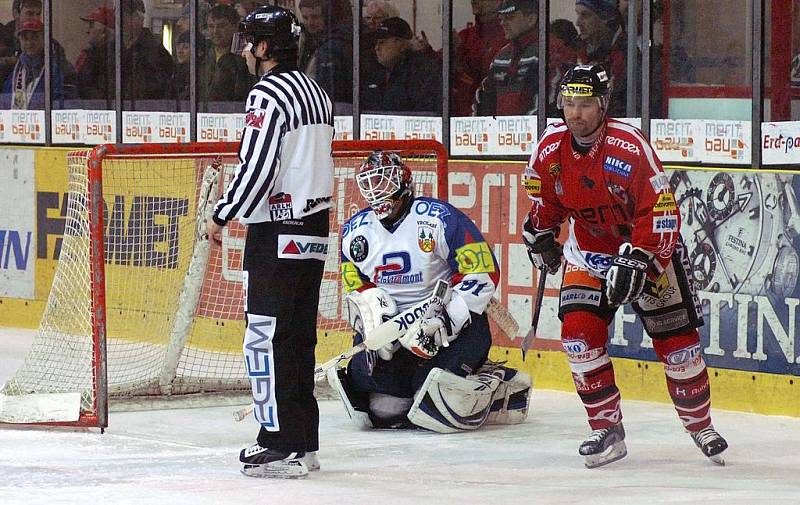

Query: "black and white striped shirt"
left=213, top=66, right=334, bottom=224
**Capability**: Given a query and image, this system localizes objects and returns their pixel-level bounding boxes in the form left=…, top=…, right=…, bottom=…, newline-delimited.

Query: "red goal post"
left=0, top=140, right=448, bottom=429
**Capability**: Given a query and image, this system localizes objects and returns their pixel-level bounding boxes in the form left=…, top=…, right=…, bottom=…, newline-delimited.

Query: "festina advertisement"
left=609, top=169, right=800, bottom=375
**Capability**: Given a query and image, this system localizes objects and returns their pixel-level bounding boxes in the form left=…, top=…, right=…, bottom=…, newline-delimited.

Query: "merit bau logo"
left=277, top=234, right=329, bottom=261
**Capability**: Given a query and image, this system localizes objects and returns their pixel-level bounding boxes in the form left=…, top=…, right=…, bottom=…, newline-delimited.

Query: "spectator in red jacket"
left=451, top=0, right=507, bottom=116
left=473, top=0, right=538, bottom=116
left=75, top=4, right=115, bottom=100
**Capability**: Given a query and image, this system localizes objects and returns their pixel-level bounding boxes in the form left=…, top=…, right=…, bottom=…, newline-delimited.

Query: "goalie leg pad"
left=326, top=367, right=373, bottom=430
left=407, top=367, right=500, bottom=433
left=482, top=363, right=533, bottom=426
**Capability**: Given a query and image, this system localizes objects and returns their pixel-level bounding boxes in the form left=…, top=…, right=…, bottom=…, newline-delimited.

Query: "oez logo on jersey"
left=342, top=212, right=369, bottom=237
left=413, top=200, right=450, bottom=220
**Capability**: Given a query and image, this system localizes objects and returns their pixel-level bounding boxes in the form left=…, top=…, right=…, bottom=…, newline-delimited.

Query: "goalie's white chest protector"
left=341, top=199, right=455, bottom=311
left=340, top=197, right=500, bottom=315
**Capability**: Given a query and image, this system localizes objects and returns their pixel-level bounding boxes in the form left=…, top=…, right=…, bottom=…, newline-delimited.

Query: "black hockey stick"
left=520, top=267, right=547, bottom=361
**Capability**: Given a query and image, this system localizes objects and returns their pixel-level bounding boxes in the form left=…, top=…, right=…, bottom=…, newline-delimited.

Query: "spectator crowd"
left=0, top=0, right=651, bottom=117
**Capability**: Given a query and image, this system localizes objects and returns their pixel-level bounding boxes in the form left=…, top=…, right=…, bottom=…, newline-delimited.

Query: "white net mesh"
left=1, top=142, right=443, bottom=425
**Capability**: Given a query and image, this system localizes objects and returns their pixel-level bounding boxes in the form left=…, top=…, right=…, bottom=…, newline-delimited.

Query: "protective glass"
left=230, top=32, right=253, bottom=54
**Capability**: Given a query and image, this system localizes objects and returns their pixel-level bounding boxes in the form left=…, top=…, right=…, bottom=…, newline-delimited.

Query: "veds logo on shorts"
left=278, top=234, right=329, bottom=261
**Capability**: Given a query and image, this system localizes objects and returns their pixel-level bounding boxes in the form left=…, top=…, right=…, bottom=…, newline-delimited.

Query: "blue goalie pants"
left=242, top=210, right=328, bottom=453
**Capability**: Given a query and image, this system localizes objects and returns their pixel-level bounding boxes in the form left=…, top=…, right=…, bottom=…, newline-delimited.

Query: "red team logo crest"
left=245, top=110, right=265, bottom=129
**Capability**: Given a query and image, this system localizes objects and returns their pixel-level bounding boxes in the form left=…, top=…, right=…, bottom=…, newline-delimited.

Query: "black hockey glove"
left=522, top=214, right=563, bottom=274
left=605, top=243, right=653, bottom=306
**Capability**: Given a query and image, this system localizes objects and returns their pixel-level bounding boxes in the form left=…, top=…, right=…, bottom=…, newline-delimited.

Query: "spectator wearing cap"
left=356, top=1, right=398, bottom=110
left=121, top=0, right=175, bottom=100
left=0, top=0, right=76, bottom=98
left=575, top=0, right=627, bottom=116
left=1, top=20, right=76, bottom=109
left=4, top=0, right=41, bottom=34
left=370, top=16, right=442, bottom=113
left=75, top=5, right=115, bottom=100
left=474, top=0, right=541, bottom=116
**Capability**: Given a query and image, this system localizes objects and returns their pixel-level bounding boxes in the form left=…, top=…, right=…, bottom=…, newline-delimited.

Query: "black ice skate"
left=239, top=444, right=308, bottom=479
left=578, top=423, right=627, bottom=468
left=690, top=425, right=728, bottom=466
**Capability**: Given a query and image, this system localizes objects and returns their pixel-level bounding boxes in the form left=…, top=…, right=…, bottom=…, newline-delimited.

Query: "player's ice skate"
left=303, top=451, right=321, bottom=472
left=579, top=423, right=627, bottom=468
left=239, top=444, right=308, bottom=479
left=690, top=425, right=728, bottom=466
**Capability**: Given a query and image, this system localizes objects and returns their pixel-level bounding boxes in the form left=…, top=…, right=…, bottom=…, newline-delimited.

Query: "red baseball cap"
left=16, top=19, right=43, bottom=33
left=81, top=5, right=115, bottom=28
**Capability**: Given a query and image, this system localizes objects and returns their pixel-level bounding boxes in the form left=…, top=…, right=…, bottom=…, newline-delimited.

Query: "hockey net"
left=0, top=140, right=447, bottom=428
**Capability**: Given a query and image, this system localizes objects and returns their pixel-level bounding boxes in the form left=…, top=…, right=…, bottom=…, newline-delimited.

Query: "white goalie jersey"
left=340, top=197, right=500, bottom=315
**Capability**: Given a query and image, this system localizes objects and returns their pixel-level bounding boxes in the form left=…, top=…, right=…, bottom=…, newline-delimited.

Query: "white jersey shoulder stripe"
left=607, top=121, right=662, bottom=177
left=533, top=123, right=568, bottom=155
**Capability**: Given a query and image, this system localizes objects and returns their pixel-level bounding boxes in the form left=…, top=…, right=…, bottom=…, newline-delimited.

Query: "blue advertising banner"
left=609, top=169, right=800, bottom=376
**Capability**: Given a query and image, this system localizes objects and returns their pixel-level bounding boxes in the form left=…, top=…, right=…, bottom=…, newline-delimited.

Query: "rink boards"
left=0, top=147, right=798, bottom=416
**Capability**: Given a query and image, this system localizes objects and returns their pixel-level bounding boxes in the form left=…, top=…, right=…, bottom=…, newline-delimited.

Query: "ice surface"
left=1, top=327, right=799, bottom=505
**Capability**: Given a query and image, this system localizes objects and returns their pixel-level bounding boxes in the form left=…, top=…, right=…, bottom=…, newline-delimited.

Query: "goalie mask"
left=557, top=63, right=611, bottom=111
left=357, top=151, right=414, bottom=226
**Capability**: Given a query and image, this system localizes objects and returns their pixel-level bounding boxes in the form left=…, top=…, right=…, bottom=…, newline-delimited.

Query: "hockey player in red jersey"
left=522, top=63, right=728, bottom=468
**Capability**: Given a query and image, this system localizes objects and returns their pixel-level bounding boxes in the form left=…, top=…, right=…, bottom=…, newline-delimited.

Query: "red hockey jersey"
left=523, top=119, right=679, bottom=278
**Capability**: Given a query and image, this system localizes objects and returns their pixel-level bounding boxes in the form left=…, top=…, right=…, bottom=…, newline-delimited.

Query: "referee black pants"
left=242, top=210, right=329, bottom=453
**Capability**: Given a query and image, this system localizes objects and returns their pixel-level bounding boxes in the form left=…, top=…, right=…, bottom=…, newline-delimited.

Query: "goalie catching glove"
left=345, top=287, right=399, bottom=360
left=522, top=214, right=563, bottom=274
left=399, top=291, right=471, bottom=359
left=605, top=243, right=653, bottom=306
